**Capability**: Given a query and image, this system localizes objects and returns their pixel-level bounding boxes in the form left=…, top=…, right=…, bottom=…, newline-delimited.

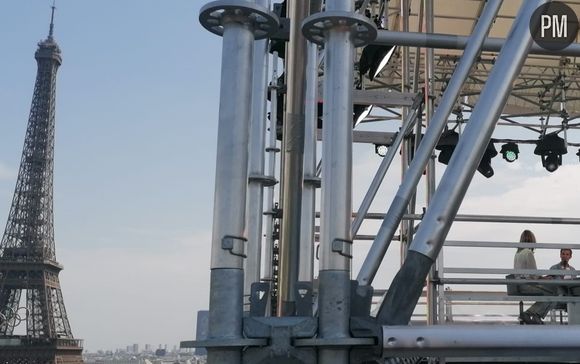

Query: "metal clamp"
left=222, top=235, right=248, bottom=258
left=332, top=238, right=353, bottom=258
left=248, top=174, right=278, bottom=187
left=199, top=0, right=280, bottom=40
left=303, top=175, right=321, bottom=188
left=301, top=11, right=377, bottom=47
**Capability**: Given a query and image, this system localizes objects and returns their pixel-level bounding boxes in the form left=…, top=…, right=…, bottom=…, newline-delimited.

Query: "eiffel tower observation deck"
left=0, top=5, right=83, bottom=364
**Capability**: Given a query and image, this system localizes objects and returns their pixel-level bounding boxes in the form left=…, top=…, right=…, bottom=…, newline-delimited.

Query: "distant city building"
left=132, top=343, right=139, bottom=354
left=155, top=348, right=167, bottom=357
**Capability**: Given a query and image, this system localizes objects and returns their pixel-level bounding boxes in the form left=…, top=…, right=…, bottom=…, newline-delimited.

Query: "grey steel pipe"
left=244, top=0, right=270, bottom=306
left=298, top=41, right=318, bottom=283
left=262, top=54, right=278, bottom=286
left=356, top=0, right=503, bottom=286
left=318, top=1, right=354, bottom=274
left=200, top=2, right=278, bottom=362
left=424, top=0, right=437, bottom=325
left=382, top=325, right=580, bottom=358
left=424, top=0, right=436, bottom=204
left=208, top=13, right=255, bottom=364
left=374, top=28, right=580, bottom=57
left=377, top=0, right=548, bottom=325
left=351, top=98, right=420, bottom=237
left=278, top=0, right=311, bottom=316
left=315, top=1, right=361, bottom=363
left=361, top=212, right=580, bottom=224
left=208, top=13, right=254, bottom=277
left=399, top=0, right=412, bottom=263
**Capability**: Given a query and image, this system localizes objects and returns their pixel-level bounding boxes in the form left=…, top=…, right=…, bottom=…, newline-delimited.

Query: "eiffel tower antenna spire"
left=49, top=0, right=56, bottom=39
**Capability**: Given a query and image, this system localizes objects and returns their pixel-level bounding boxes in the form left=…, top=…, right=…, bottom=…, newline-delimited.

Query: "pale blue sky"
left=0, top=1, right=222, bottom=352
left=2, top=0, right=580, bottom=354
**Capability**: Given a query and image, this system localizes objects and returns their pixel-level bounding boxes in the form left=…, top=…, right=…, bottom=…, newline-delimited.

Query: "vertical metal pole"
left=424, top=2, right=436, bottom=203
left=411, top=0, right=424, bottom=95
left=278, top=0, right=311, bottom=316
left=356, top=0, right=504, bottom=287
left=262, top=54, right=278, bottom=290
left=299, top=40, right=318, bottom=283
left=245, top=0, right=271, bottom=308
left=207, top=19, right=254, bottom=364
left=377, top=0, right=547, bottom=325
left=318, top=1, right=354, bottom=363
left=399, top=0, right=412, bottom=264
left=424, top=0, right=436, bottom=326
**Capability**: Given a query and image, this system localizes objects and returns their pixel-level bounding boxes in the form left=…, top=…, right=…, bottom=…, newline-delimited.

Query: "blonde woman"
left=515, top=230, right=555, bottom=324
left=513, top=230, right=538, bottom=278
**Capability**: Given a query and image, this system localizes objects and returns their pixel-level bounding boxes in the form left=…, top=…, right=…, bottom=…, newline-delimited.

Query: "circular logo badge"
left=530, top=1, right=579, bottom=51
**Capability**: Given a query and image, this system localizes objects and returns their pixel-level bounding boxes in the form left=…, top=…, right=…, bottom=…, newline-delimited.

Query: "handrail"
left=349, top=212, right=580, bottom=225
left=445, top=291, right=580, bottom=302
left=443, top=267, right=580, bottom=276
left=445, top=240, right=580, bottom=249
left=441, top=277, right=580, bottom=285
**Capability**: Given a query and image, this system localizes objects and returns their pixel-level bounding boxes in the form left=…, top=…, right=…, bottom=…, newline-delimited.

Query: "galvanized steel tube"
left=298, top=40, right=318, bottom=283
left=373, top=29, right=580, bottom=57
left=319, top=2, right=354, bottom=274
left=210, top=19, right=254, bottom=271
left=278, top=0, right=311, bottom=316
left=318, top=1, right=354, bottom=363
left=424, top=0, right=437, bottom=326
left=208, top=17, right=255, bottom=364
left=382, top=325, right=580, bottom=358
left=244, top=0, right=271, bottom=306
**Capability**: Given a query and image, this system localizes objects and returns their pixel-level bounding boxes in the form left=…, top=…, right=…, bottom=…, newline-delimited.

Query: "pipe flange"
left=199, top=0, right=280, bottom=40
left=301, top=11, right=377, bottom=47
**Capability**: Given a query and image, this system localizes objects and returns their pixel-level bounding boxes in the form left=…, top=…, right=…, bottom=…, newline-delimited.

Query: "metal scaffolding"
left=189, top=0, right=580, bottom=363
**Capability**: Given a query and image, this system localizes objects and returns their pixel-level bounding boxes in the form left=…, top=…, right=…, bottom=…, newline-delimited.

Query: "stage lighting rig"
left=534, top=132, right=567, bottom=172
left=436, top=130, right=497, bottom=178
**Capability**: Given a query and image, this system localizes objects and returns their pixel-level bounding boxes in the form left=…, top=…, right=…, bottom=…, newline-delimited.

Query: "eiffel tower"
left=0, top=5, right=83, bottom=364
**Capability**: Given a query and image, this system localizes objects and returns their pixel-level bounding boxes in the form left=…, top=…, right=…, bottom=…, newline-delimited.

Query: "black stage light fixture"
left=359, top=45, right=396, bottom=81
left=435, top=130, right=459, bottom=165
left=534, top=132, right=567, bottom=172
left=500, top=142, right=519, bottom=162
left=375, top=144, right=388, bottom=157
left=436, top=130, right=497, bottom=178
left=477, top=143, right=498, bottom=178
left=353, top=104, right=373, bottom=127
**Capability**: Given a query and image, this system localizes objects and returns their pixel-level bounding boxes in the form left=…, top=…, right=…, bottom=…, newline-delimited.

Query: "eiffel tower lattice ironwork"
left=0, top=5, right=83, bottom=364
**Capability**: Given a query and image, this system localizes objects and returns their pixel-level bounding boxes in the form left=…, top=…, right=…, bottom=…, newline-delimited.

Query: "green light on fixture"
left=500, top=142, right=519, bottom=163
